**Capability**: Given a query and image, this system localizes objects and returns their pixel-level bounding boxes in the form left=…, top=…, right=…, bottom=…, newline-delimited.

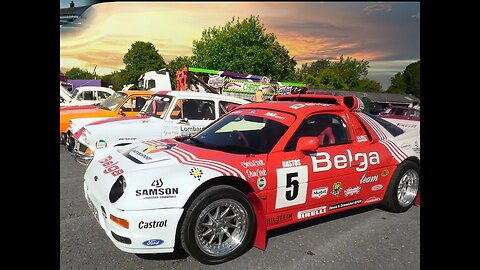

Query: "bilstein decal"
left=267, top=213, right=292, bottom=226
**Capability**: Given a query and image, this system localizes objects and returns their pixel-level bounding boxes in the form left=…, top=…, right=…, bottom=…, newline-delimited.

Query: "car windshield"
left=184, top=110, right=291, bottom=154
left=139, top=95, right=172, bottom=118
left=99, top=92, right=127, bottom=111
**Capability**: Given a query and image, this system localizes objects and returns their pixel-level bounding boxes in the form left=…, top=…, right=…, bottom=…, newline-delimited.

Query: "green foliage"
left=167, top=56, right=194, bottom=89
left=100, top=71, right=127, bottom=91
left=122, top=41, right=166, bottom=85
left=192, top=16, right=296, bottom=80
left=65, top=67, right=95, bottom=79
left=386, top=60, right=420, bottom=97
left=293, top=55, right=379, bottom=92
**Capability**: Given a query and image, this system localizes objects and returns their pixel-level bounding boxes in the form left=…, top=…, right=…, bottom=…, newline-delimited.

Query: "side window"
left=181, top=99, right=201, bottom=120
left=146, top=79, right=156, bottom=90
left=285, top=114, right=349, bottom=151
left=170, top=100, right=182, bottom=119
left=97, top=91, right=110, bottom=100
left=133, top=97, right=147, bottom=112
left=198, top=100, right=215, bottom=120
left=219, top=101, right=242, bottom=116
left=121, top=97, right=135, bottom=112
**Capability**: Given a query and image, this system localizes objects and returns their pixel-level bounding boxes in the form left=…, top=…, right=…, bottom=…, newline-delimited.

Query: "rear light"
left=110, top=214, right=129, bottom=229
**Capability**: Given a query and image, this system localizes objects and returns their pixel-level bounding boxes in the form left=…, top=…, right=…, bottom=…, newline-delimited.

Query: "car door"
left=166, top=98, right=213, bottom=137
left=265, top=112, right=386, bottom=223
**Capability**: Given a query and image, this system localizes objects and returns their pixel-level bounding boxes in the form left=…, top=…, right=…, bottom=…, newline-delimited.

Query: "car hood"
left=86, top=138, right=266, bottom=210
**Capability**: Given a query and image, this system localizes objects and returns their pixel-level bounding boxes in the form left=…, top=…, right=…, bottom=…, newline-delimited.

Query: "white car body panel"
left=60, top=86, right=115, bottom=107
left=71, top=91, right=250, bottom=159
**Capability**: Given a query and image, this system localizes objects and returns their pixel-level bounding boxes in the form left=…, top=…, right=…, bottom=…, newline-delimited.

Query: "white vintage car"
left=70, top=90, right=250, bottom=164
left=60, top=84, right=115, bottom=107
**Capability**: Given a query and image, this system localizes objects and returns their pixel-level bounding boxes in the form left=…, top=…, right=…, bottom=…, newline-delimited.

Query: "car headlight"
left=109, top=175, right=126, bottom=203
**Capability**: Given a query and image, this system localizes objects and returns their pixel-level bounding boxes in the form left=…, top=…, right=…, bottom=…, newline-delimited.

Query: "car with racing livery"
left=69, top=91, right=250, bottom=164
left=60, top=90, right=154, bottom=147
left=378, top=105, right=420, bottom=130
left=83, top=95, right=420, bottom=264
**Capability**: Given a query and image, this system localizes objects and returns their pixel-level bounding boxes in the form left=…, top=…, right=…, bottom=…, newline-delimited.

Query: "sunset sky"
left=60, top=1, right=420, bottom=90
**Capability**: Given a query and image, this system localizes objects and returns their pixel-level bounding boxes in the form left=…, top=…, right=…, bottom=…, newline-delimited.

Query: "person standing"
left=256, top=88, right=264, bottom=102
left=361, top=93, right=372, bottom=113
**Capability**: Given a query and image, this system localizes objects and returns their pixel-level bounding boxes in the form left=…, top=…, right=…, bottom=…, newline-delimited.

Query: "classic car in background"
left=83, top=95, right=420, bottom=264
left=378, top=105, right=420, bottom=130
left=69, top=90, right=250, bottom=163
left=60, top=84, right=115, bottom=107
left=60, top=90, right=155, bottom=147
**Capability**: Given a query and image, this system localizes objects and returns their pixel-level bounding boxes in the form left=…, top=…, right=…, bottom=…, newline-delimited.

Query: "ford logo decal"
left=142, top=239, right=164, bottom=246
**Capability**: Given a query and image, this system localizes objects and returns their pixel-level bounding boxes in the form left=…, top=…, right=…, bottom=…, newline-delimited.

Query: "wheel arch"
left=175, top=176, right=267, bottom=252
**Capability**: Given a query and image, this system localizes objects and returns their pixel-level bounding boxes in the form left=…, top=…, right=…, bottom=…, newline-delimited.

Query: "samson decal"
left=275, top=165, right=308, bottom=209
left=310, top=150, right=380, bottom=173
left=98, top=155, right=124, bottom=177
left=266, top=213, right=292, bottom=226
left=135, top=179, right=178, bottom=199
left=297, top=206, right=327, bottom=219
left=329, top=199, right=362, bottom=211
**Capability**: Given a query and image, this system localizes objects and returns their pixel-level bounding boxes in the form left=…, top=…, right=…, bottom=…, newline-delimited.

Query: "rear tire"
left=180, top=185, right=255, bottom=264
left=380, top=160, right=420, bottom=213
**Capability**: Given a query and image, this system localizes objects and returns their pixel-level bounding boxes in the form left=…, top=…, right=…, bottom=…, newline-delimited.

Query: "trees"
left=122, top=41, right=167, bottom=86
left=65, top=67, right=95, bottom=79
left=192, top=16, right=296, bottom=81
left=386, top=60, right=420, bottom=97
left=293, top=56, right=380, bottom=92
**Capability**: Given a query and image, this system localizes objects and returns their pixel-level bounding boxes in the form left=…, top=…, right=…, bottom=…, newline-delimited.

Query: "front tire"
left=180, top=185, right=255, bottom=264
left=381, top=160, right=420, bottom=213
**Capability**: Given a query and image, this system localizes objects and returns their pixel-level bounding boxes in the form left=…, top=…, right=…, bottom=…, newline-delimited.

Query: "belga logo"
left=142, top=239, right=164, bottom=246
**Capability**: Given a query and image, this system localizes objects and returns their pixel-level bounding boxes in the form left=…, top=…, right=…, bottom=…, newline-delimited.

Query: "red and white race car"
left=83, top=95, right=420, bottom=264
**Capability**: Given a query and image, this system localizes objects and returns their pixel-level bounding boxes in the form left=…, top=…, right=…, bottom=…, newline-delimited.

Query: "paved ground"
left=60, top=146, right=420, bottom=270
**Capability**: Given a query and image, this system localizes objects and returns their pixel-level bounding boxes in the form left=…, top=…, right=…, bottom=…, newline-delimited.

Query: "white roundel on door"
left=275, top=165, right=308, bottom=209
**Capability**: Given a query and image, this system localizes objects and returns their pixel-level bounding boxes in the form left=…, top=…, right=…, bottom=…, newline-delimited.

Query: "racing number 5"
left=275, top=165, right=308, bottom=209
left=286, top=172, right=299, bottom=201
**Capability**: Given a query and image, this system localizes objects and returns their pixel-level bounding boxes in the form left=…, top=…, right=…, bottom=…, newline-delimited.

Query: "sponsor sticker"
left=356, top=135, right=368, bottom=142
left=98, top=155, right=124, bottom=177
left=364, top=197, right=382, bottom=204
left=282, top=159, right=301, bottom=168
left=189, top=167, right=203, bottom=180
left=297, top=206, right=327, bottom=219
left=311, top=187, right=328, bottom=199
left=142, top=239, right=164, bottom=246
left=135, top=179, right=178, bottom=199
left=266, top=213, right=292, bottom=226
left=360, top=174, right=379, bottom=184
left=310, top=150, right=380, bottom=173
left=331, top=182, right=342, bottom=196
left=96, top=139, right=107, bottom=149
left=143, top=143, right=175, bottom=154
left=257, top=177, right=266, bottom=190
left=329, top=199, right=362, bottom=211
left=371, top=184, right=383, bottom=191
left=344, top=186, right=361, bottom=197
left=138, top=219, right=167, bottom=229
left=381, top=170, right=389, bottom=177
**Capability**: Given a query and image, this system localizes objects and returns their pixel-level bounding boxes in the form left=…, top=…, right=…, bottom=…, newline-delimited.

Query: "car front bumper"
left=83, top=181, right=184, bottom=254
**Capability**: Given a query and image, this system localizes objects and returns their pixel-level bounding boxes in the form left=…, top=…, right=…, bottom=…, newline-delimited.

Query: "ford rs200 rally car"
left=83, top=95, right=420, bottom=264
left=69, top=91, right=250, bottom=164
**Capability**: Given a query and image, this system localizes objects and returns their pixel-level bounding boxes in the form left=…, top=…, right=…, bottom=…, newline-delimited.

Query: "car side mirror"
left=296, top=137, right=319, bottom=153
